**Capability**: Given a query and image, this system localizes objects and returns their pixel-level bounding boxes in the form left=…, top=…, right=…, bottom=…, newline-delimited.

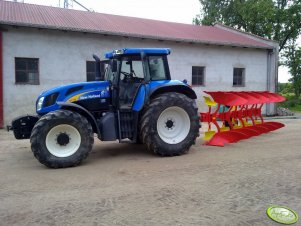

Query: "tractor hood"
left=36, top=81, right=110, bottom=114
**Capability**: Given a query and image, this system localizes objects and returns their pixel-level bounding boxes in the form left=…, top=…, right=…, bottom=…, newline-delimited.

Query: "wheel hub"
left=165, top=119, right=175, bottom=129
left=46, top=124, right=81, bottom=158
left=157, top=106, right=191, bottom=144
left=56, top=133, right=70, bottom=146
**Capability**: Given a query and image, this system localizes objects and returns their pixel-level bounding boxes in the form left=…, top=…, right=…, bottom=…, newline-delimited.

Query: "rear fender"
left=150, top=84, right=197, bottom=100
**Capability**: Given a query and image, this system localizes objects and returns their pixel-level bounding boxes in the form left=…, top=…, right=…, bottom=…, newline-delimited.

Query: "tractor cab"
left=103, top=48, right=171, bottom=109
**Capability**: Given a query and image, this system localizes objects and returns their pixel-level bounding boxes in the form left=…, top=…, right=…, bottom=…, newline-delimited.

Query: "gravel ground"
left=0, top=119, right=300, bottom=226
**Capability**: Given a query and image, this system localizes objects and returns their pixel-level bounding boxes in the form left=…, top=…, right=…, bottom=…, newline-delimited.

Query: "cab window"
left=104, top=63, right=115, bottom=83
left=120, top=56, right=144, bottom=80
left=149, top=56, right=168, bottom=81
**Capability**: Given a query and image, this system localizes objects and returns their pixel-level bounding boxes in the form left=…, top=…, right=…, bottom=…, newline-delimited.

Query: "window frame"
left=15, top=57, right=40, bottom=85
left=233, top=67, right=245, bottom=87
left=191, top=66, right=205, bottom=86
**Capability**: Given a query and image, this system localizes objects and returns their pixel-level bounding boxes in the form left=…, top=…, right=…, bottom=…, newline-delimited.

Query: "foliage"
left=278, top=82, right=294, bottom=94
left=278, top=94, right=301, bottom=112
left=283, top=43, right=301, bottom=97
left=291, top=105, right=301, bottom=112
left=193, top=0, right=301, bottom=52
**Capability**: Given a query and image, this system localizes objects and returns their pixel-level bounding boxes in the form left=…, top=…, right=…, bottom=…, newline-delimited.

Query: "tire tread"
left=30, top=110, right=94, bottom=168
left=140, top=92, right=200, bottom=157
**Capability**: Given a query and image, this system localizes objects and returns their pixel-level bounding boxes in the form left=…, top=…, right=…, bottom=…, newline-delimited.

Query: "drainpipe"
left=0, top=31, right=3, bottom=128
left=266, top=49, right=274, bottom=115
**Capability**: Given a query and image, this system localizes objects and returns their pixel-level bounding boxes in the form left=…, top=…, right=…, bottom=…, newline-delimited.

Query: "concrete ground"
left=0, top=119, right=300, bottom=226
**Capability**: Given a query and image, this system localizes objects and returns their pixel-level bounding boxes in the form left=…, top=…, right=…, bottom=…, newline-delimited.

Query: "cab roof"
left=105, top=48, right=171, bottom=59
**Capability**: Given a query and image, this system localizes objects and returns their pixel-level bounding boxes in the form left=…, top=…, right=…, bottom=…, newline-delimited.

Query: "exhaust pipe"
left=93, top=54, right=102, bottom=81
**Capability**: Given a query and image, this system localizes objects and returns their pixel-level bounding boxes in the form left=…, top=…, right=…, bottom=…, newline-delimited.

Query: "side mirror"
left=111, top=60, right=118, bottom=72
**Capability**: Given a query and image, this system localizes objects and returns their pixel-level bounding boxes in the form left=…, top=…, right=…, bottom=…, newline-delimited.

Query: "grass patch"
left=278, top=94, right=301, bottom=113
left=290, top=105, right=301, bottom=112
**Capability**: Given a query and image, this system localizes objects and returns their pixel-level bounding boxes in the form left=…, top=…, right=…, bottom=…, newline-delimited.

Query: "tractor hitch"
left=6, top=125, right=13, bottom=132
left=8, top=115, right=40, bottom=140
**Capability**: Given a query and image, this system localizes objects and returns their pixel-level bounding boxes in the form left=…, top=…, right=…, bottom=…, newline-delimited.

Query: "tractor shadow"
left=87, top=140, right=155, bottom=162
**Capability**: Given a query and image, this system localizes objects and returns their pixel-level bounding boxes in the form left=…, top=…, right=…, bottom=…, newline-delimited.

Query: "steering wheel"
left=121, top=71, right=133, bottom=81
left=131, top=70, right=137, bottom=78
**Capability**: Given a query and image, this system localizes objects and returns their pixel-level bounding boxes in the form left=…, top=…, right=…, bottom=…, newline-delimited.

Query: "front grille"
left=43, top=92, right=59, bottom=107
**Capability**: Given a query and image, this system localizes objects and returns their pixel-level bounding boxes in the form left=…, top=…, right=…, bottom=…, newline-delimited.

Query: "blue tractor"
left=9, top=48, right=200, bottom=168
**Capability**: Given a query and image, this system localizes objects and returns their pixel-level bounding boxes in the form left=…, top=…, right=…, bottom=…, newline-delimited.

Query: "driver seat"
left=119, top=79, right=140, bottom=109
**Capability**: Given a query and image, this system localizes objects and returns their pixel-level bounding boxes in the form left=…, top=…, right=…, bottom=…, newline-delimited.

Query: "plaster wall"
left=2, top=28, right=271, bottom=125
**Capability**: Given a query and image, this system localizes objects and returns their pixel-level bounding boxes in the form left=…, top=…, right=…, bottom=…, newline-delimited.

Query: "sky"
left=22, top=0, right=201, bottom=24
left=13, top=0, right=300, bottom=82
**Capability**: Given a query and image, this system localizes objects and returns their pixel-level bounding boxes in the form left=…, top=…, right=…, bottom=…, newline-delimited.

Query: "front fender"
left=57, top=102, right=100, bottom=136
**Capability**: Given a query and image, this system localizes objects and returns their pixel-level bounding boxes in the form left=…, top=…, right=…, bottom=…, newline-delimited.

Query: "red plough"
left=200, top=91, right=286, bottom=146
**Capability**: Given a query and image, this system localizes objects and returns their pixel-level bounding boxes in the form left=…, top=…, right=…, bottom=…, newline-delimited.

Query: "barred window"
left=192, top=66, right=205, bottom=86
left=233, top=68, right=245, bottom=87
left=15, top=58, right=39, bottom=85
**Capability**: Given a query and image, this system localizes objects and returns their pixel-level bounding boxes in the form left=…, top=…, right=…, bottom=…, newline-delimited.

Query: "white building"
left=0, top=0, right=279, bottom=127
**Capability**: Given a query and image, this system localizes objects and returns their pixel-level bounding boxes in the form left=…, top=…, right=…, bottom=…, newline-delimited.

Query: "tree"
left=278, top=82, right=294, bottom=94
left=193, top=0, right=301, bottom=52
left=284, top=43, right=301, bottom=97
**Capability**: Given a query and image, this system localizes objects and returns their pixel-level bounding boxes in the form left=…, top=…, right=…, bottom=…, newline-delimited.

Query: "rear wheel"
left=140, top=93, right=199, bottom=156
left=30, top=110, right=94, bottom=168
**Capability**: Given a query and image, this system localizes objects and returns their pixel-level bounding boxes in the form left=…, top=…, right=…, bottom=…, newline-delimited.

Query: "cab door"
left=118, top=55, right=146, bottom=110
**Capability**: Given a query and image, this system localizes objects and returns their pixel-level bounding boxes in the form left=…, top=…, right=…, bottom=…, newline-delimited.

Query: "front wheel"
left=140, top=93, right=200, bottom=156
left=30, top=110, right=94, bottom=168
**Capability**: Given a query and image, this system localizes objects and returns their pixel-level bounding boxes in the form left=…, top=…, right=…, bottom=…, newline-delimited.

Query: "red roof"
left=0, top=0, right=273, bottom=49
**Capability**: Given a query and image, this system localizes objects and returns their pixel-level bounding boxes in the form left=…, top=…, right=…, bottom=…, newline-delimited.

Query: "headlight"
left=37, top=97, right=44, bottom=111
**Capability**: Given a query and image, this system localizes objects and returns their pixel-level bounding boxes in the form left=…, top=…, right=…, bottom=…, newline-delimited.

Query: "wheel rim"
left=46, top=124, right=81, bottom=157
left=157, top=106, right=191, bottom=144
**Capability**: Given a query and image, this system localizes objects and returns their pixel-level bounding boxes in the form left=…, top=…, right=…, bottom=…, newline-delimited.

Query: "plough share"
left=200, top=91, right=286, bottom=147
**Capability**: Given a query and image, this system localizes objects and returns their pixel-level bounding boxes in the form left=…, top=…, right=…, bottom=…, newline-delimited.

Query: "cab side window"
left=149, top=56, right=167, bottom=81
left=120, top=59, right=144, bottom=80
